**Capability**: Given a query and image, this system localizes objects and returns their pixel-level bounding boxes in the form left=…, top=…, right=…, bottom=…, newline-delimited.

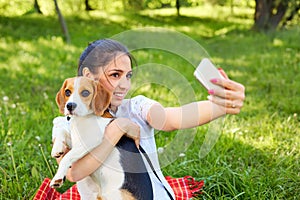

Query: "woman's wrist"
left=104, top=118, right=126, bottom=146
left=66, top=136, right=115, bottom=182
left=105, top=118, right=140, bottom=149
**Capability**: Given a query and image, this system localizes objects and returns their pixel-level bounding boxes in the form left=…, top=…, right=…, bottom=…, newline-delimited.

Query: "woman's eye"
left=126, top=72, right=133, bottom=79
left=81, top=90, right=90, bottom=97
left=111, top=73, right=120, bottom=78
left=65, top=89, right=71, bottom=97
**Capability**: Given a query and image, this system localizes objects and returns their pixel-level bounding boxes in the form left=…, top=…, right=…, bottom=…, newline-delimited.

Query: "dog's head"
left=56, top=77, right=112, bottom=117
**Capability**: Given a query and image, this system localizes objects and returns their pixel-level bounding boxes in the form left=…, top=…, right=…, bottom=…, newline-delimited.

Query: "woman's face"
left=83, top=54, right=132, bottom=112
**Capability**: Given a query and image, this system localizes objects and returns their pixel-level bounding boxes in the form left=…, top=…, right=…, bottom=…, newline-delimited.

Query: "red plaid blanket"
left=33, top=176, right=204, bottom=200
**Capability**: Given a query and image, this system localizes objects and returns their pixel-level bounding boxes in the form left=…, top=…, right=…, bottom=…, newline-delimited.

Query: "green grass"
left=0, top=4, right=299, bottom=200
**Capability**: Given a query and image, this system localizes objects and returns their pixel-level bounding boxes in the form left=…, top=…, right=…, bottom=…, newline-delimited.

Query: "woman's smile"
left=113, top=91, right=126, bottom=99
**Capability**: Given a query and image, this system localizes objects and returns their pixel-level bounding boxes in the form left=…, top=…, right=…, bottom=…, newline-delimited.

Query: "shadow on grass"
left=0, top=10, right=244, bottom=42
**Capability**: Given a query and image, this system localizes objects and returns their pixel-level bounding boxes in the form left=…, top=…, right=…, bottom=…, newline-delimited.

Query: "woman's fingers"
left=218, top=68, right=229, bottom=79
left=208, top=95, right=243, bottom=114
left=124, top=123, right=141, bottom=149
left=208, top=77, right=245, bottom=114
left=111, top=118, right=141, bottom=149
left=211, top=77, right=245, bottom=92
left=209, top=87, right=245, bottom=102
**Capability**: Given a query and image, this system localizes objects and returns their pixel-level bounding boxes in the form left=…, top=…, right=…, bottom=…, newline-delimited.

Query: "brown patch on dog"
left=92, top=80, right=112, bottom=116
left=56, top=78, right=75, bottom=114
left=95, top=189, right=136, bottom=200
left=77, top=77, right=96, bottom=111
left=101, top=110, right=114, bottom=118
left=120, top=189, right=136, bottom=200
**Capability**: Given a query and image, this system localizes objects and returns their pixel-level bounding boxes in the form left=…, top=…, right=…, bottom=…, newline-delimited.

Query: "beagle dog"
left=50, top=77, right=153, bottom=200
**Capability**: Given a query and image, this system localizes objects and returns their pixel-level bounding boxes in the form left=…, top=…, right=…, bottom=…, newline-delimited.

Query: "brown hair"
left=77, top=39, right=137, bottom=76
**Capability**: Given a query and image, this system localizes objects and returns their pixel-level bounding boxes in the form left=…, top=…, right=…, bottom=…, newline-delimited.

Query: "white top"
left=113, top=95, right=175, bottom=200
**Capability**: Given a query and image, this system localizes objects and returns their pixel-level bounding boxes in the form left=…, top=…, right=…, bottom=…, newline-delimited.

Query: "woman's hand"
left=106, top=118, right=140, bottom=149
left=207, top=68, right=245, bottom=114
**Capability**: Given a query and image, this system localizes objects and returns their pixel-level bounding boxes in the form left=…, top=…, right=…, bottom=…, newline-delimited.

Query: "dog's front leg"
left=51, top=116, right=71, bottom=158
left=51, top=131, right=71, bottom=158
left=50, top=145, right=89, bottom=188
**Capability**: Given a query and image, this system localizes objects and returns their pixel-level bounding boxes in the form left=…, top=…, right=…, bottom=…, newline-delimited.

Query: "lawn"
left=0, top=3, right=299, bottom=200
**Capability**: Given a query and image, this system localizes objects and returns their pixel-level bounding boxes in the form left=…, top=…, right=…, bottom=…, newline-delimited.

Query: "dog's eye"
left=65, top=89, right=71, bottom=97
left=81, top=90, right=90, bottom=97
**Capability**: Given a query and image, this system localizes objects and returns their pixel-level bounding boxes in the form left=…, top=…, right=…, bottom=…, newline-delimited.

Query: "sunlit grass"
left=140, top=4, right=254, bottom=36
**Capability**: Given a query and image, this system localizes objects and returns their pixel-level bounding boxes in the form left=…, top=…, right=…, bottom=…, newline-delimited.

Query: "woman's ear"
left=92, top=82, right=112, bottom=116
left=82, top=67, right=91, bottom=78
left=55, top=79, right=68, bottom=114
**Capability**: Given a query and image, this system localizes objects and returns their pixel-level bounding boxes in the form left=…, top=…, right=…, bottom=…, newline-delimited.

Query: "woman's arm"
left=147, top=74, right=245, bottom=131
left=147, top=100, right=225, bottom=131
left=60, top=118, right=140, bottom=182
left=65, top=135, right=116, bottom=182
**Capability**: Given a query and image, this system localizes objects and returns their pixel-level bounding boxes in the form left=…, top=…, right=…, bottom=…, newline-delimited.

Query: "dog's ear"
left=55, top=79, right=69, bottom=114
left=92, top=82, right=112, bottom=116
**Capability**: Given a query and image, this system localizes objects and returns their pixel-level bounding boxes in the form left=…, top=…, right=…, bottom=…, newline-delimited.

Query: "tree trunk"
left=269, top=2, right=288, bottom=30
left=53, top=0, right=71, bottom=43
left=253, top=0, right=271, bottom=30
left=176, top=0, right=180, bottom=16
left=230, top=0, right=234, bottom=14
left=85, top=0, right=94, bottom=11
left=253, top=0, right=288, bottom=31
left=34, top=0, right=43, bottom=14
left=282, top=4, right=300, bottom=27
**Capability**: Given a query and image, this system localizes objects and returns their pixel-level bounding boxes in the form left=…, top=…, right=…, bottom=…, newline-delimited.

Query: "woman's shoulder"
left=130, top=95, right=152, bottom=101
left=119, top=95, right=158, bottom=118
left=127, top=95, right=158, bottom=106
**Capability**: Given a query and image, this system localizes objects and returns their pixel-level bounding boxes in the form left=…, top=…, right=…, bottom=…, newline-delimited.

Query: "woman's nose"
left=118, top=76, right=130, bottom=89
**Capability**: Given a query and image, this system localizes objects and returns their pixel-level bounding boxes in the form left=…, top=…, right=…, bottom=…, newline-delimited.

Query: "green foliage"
left=0, top=3, right=299, bottom=199
left=123, top=0, right=144, bottom=10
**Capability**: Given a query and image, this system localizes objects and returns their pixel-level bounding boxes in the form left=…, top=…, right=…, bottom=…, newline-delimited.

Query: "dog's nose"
left=66, top=102, right=77, bottom=111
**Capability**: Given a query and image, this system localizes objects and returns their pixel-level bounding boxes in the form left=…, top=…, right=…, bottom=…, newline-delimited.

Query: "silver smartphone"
left=193, top=58, right=224, bottom=90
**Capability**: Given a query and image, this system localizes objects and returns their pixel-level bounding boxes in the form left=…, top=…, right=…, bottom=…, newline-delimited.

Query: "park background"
left=0, top=0, right=299, bottom=199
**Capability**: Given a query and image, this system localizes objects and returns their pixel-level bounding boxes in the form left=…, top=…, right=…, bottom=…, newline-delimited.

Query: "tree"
left=53, top=0, right=71, bottom=43
left=253, top=0, right=300, bottom=31
left=34, top=0, right=43, bottom=14
left=176, top=0, right=181, bottom=16
left=123, top=0, right=144, bottom=10
left=85, top=0, right=94, bottom=11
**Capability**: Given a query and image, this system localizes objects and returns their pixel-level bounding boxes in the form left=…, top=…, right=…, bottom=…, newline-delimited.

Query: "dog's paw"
left=50, top=176, right=66, bottom=188
left=51, top=149, right=65, bottom=158
left=51, top=140, right=66, bottom=158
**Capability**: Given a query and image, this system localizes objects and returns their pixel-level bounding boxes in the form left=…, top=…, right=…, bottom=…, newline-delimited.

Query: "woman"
left=34, top=39, right=245, bottom=200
